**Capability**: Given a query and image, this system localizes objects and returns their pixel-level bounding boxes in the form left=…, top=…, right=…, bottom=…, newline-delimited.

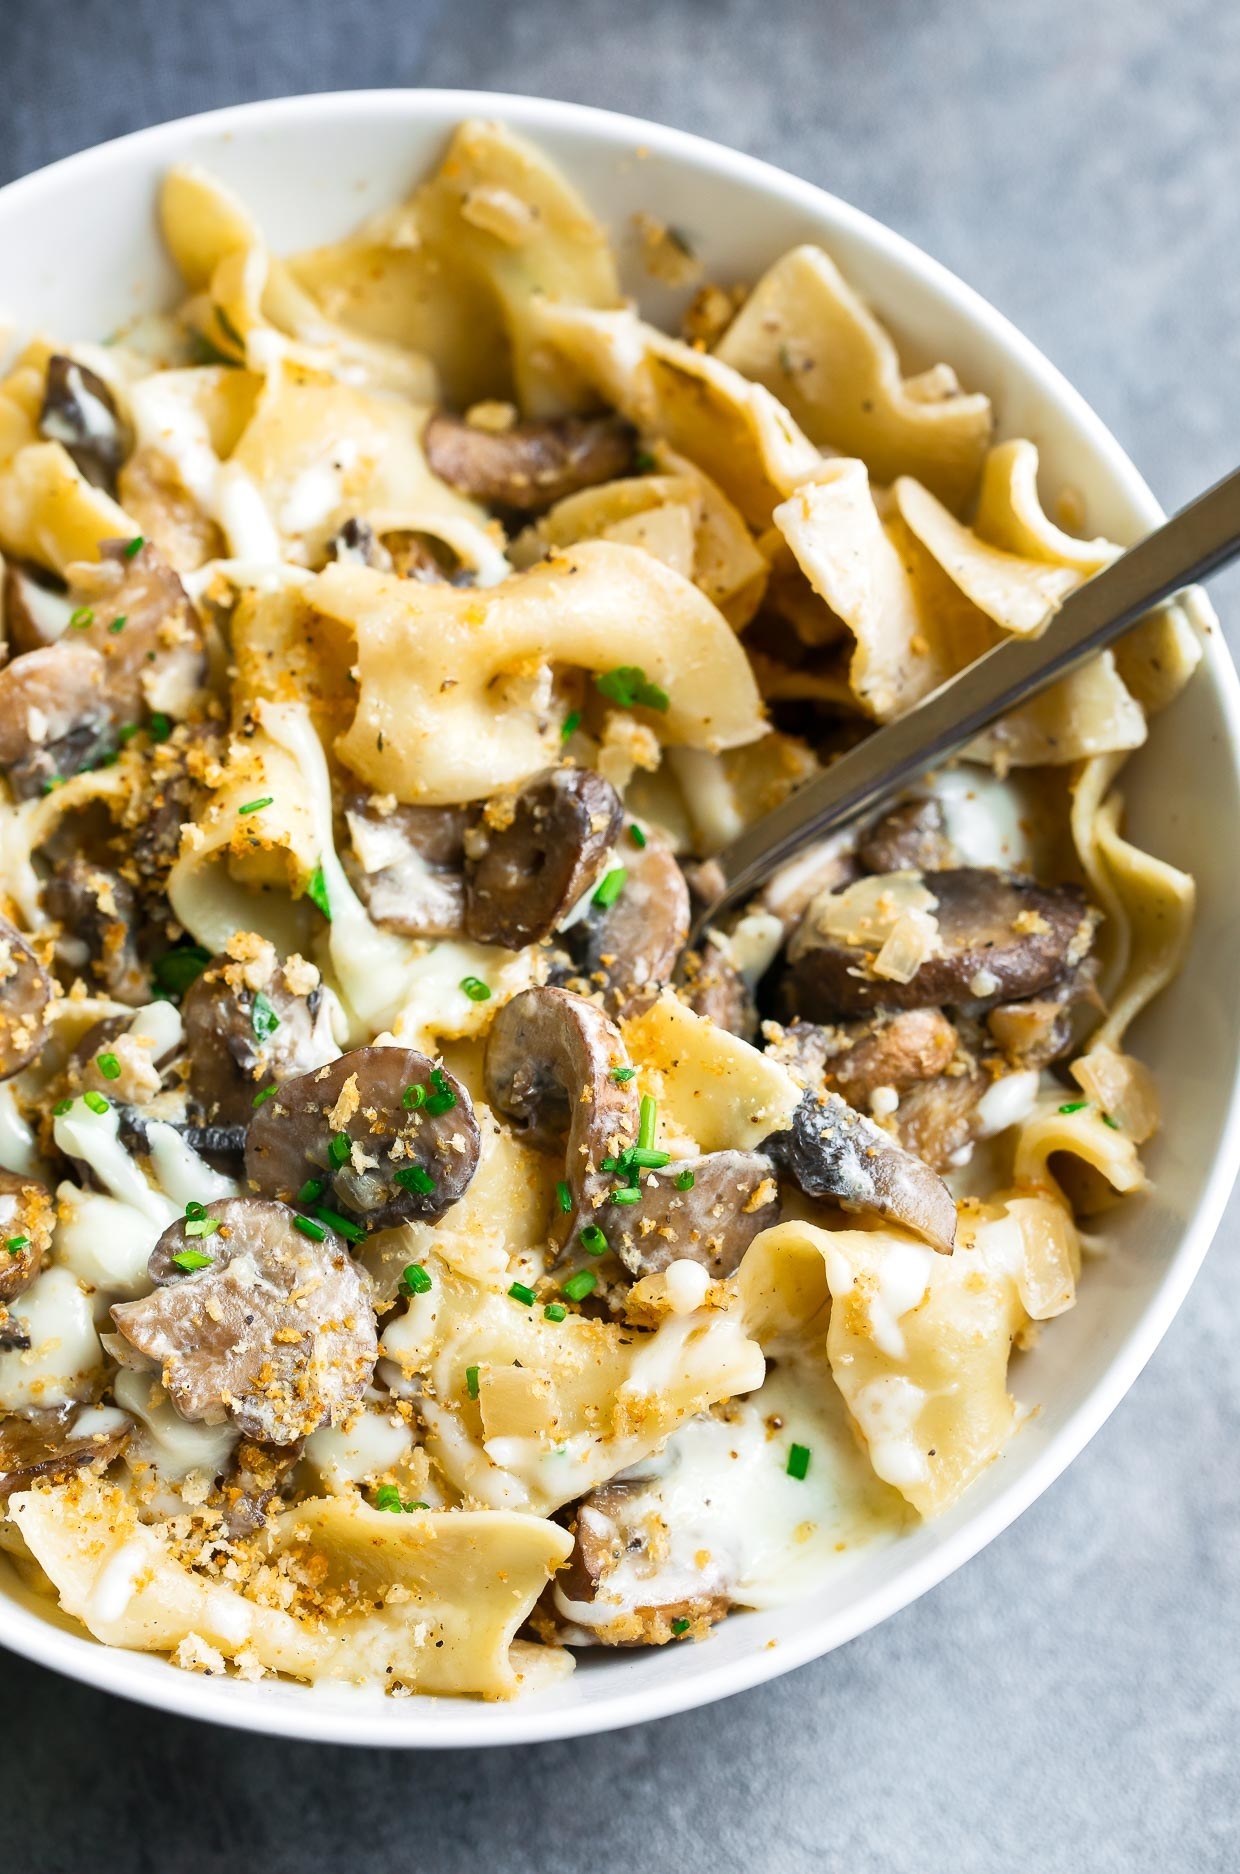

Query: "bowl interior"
left=1, top=90, right=1237, bottom=1747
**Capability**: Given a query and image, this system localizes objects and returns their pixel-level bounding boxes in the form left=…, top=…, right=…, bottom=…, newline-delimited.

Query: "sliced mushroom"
left=674, top=939, right=757, bottom=1041
left=124, top=720, right=223, bottom=893
left=769, top=1010, right=960, bottom=1109
left=344, top=793, right=469, bottom=940
left=859, top=798, right=956, bottom=875
left=2, top=559, right=75, bottom=656
left=787, top=867, right=1097, bottom=1019
left=890, top=1068, right=991, bottom=1172
left=111, top=1196, right=377, bottom=1444
left=764, top=1089, right=957, bottom=1252
left=554, top=1480, right=730, bottom=1646
left=39, top=355, right=132, bottom=494
left=245, top=1047, right=480, bottom=1232
left=44, top=857, right=149, bottom=1005
left=219, top=1436, right=304, bottom=1537
left=465, top=768, right=622, bottom=949
left=0, top=917, right=54, bottom=1078
left=0, top=1402, right=131, bottom=1500
left=484, top=986, right=638, bottom=1247
left=565, top=830, right=690, bottom=1013
left=986, top=960, right=1102, bottom=1070
left=424, top=410, right=636, bottom=514
left=0, top=639, right=115, bottom=797
left=0, top=1169, right=54, bottom=1350
left=601, top=1150, right=779, bottom=1280
left=182, top=948, right=340, bottom=1127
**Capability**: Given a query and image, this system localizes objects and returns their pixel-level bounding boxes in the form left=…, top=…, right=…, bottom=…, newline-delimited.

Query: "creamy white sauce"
left=923, top=767, right=1036, bottom=871
left=10, top=571, right=74, bottom=644
left=866, top=1241, right=933, bottom=1360
left=130, top=375, right=279, bottom=562
left=708, top=909, right=784, bottom=989
left=850, top=1375, right=930, bottom=1491
left=304, top=1398, right=415, bottom=1493
left=53, top=1099, right=176, bottom=1227
left=86, top=1536, right=150, bottom=1627
left=974, top=1068, right=1041, bottom=1138
left=0, top=1266, right=103, bottom=1411
left=0, top=1082, right=40, bottom=1177
left=112, top=1365, right=239, bottom=1483
left=145, top=1122, right=239, bottom=1208
left=54, top=1185, right=163, bottom=1309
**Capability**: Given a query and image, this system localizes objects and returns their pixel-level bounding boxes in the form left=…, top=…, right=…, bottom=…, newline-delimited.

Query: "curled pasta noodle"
left=621, top=989, right=801, bottom=1153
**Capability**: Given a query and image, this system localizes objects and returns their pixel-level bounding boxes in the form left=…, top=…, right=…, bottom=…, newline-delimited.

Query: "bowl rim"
left=1, top=85, right=1238, bottom=1749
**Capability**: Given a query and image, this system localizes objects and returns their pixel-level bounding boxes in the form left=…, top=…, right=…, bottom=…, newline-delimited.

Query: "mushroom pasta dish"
left=0, top=120, right=1199, bottom=1701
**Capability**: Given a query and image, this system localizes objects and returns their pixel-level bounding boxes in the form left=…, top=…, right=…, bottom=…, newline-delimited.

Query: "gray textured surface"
left=2, top=2, right=1238, bottom=1869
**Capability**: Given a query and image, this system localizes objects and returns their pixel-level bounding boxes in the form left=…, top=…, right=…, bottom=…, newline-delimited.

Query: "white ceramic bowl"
left=1, top=89, right=1237, bottom=1748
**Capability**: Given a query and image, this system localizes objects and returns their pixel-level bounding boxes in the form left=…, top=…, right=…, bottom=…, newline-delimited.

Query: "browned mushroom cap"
left=601, top=1151, right=779, bottom=1280
left=112, top=1196, right=377, bottom=1444
left=424, top=410, right=637, bottom=514
left=344, top=793, right=469, bottom=940
left=0, top=1403, right=131, bottom=1500
left=765, top=1089, right=957, bottom=1253
left=124, top=720, right=223, bottom=893
left=858, top=798, right=956, bottom=875
left=0, top=918, right=54, bottom=1079
left=787, top=868, right=1097, bottom=1020
left=182, top=950, right=339, bottom=1127
left=891, top=1068, right=991, bottom=1173
left=567, top=831, right=690, bottom=1013
left=555, top=1482, right=730, bottom=1645
left=0, top=1169, right=55, bottom=1305
left=44, top=857, right=149, bottom=1005
left=39, top=355, right=132, bottom=494
left=245, top=1047, right=480, bottom=1232
left=219, top=1436, right=304, bottom=1537
left=820, top=1010, right=959, bottom=1106
left=465, top=768, right=623, bottom=949
left=0, top=640, right=114, bottom=797
left=986, top=959, right=1102, bottom=1070
left=484, top=986, right=638, bottom=1246
left=83, top=538, right=207, bottom=716
left=674, top=939, right=758, bottom=1041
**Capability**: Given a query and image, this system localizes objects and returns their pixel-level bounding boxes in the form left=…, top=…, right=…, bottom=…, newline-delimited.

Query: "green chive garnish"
left=298, top=1178, right=326, bottom=1205
left=251, top=991, right=279, bottom=1041
left=306, top=863, right=332, bottom=920
left=594, top=666, right=670, bottom=712
left=52, top=1097, right=73, bottom=1117
left=153, top=944, right=211, bottom=997
left=466, top=1365, right=480, bottom=1400
left=171, top=1248, right=213, bottom=1272
left=561, top=710, right=582, bottom=741
left=68, top=606, right=94, bottom=630
left=460, top=975, right=491, bottom=1001
left=629, top=1146, right=670, bottom=1169
left=6, top=1236, right=29, bottom=1256
left=563, top=1269, right=597, bottom=1302
left=424, top=1068, right=456, bottom=1116
left=1058, top=1100, right=1088, bottom=1115
left=787, top=1443, right=811, bottom=1481
left=1103, top=1113, right=1120, bottom=1129
left=638, top=1095, right=657, bottom=1152
left=313, top=1205, right=365, bottom=1244
left=83, top=1090, right=110, bottom=1115
left=184, top=1201, right=207, bottom=1220
left=238, top=796, right=273, bottom=816
left=123, top=535, right=144, bottom=558
left=611, top=1187, right=641, bottom=1206
left=252, top=1083, right=278, bottom=1108
left=671, top=1617, right=691, bottom=1636
left=327, top=1130, right=351, bottom=1169
left=555, top=1180, right=572, bottom=1213
left=592, top=867, right=627, bottom=909
left=628, top=823, right=647, bottom=848
left=402, top=1082, right=426, bottom=1111
left=675, top=1169, right=696, bottom=1191
left=610, top=1066, right=636, bottom=1083
left=374, top=1484, right=403, bottom=1513
left=543, top=1302, right=567, bottom=1322
left=394, top=1164, right=436, bottom=1195
left=95, top=1051, right=122, bottom=1081
left=579, top=1225, right=608, bottom=1256
left=108, top=615, right=127, bottom=634
left=41, top=777, right=66, bottom=794
left=184, top=1217, right=219, bottom=1239
left=117, top=723, right=141, bottom=743
left=147, top=712, right=172, bottom=742
left=294, top=1216, right=327, bottom=1242
left=508, top=1281, right=537, bottom=1306
left=633, top=449, right=658, bottom=474
left=399, top=1263, right=433, bottom=1297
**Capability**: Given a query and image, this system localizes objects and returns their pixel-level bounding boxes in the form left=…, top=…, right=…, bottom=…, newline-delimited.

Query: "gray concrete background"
left=2, top=2, right=1238, bottom=1868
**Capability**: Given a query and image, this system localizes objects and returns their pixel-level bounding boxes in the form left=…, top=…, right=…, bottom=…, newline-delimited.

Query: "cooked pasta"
left=0, top=118, right=1202, bottom=1702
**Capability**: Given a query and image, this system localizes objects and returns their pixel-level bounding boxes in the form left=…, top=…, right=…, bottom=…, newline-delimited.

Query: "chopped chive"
left=306, top=863, right=332, bottom=920
left=68, top=605, right=94, bottom=630
left=297, top=1178, right=326, bottom=1205
left=1103, top=1113, right=1121, bottom=1130
left=563, top=1269, right=597, bottom=1302
left=543, top=1302, right=567, bottom=1322
left=293, top=1215, right=327, bottom=1242
left=594, top=666, right=670, bottom=712
left=1058, top=1100, right=1088, bottom=1115
left=6, top=1236, right=29, bottom=1255
left=252, top=1083, right=278, bottom=1108
left=117, top=722, right=141, bottom=743
left=394, top=1164, right=436, bottom=1195
left=214, top=305, right=246, bottom=352
left=600, top=1157, right=621, bottom=1174
left=460, top=975, right=491, bottom=1002
left=123, top=535, right=145, bottom=559
left=610, top=1187, right=641, bottom=1206
left=671, top=1617, right=691, bottom=1636
left=424, top=1068, right=456, bottom=1116
left=787, top=1442, right=811, bottom=1481
left=402, top=1082, right=427, bottom=1111
left=629, top=1146, right=670, bottom=1170
left=508, top=1281, right=537, bottom=1306
left=40, top=776, right=66, bottom=794
left=633, top=449, right=658, bottom=473
left=327, top=1130, right=351, bottom=1169
left=628, top=823, right=647, bottom=848
left=171, top=1248, right=214, bottom=1272
left=95, top=1051, right=122, bottom=1080
left=579, top=1225, right=608, bottom=1256
left=555, top=1179, right=572, bottom=1213
left=610, top=1066, right=636, bottom=1083
left=238, top=795, right=273, bottom=816
left=592, top=866, right=628, bottom=909
left=466, top=1364, right=480, bottom=1400
left=108, top=614, right=127, bottom=634
left=184, top=1217, right=219, bottom=1239
left=184, top=1201, right=207, bottom=1221
left=313, top=1205, right=366, bottom=1244
left=251, top=991, right=280, bottom=1041
left=675, top=1169, right=696, bottom=1191
left=153, top=943, right=211, bottom=997
left=374, top=1484, right=403, bottom=1513
left=406, top=1501, right=429, bottom=1511
left=52, top=1097, right=73, bottom=1117
left=83, top=1090, right=110, bottom=1115
left=561, top=710, right=582, bottom=741
left=147, top=712, right=172, bottom=742
left=638, top=1095, right=657, bottom=1152
left=399, top=1263, right=433, bottom=1297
